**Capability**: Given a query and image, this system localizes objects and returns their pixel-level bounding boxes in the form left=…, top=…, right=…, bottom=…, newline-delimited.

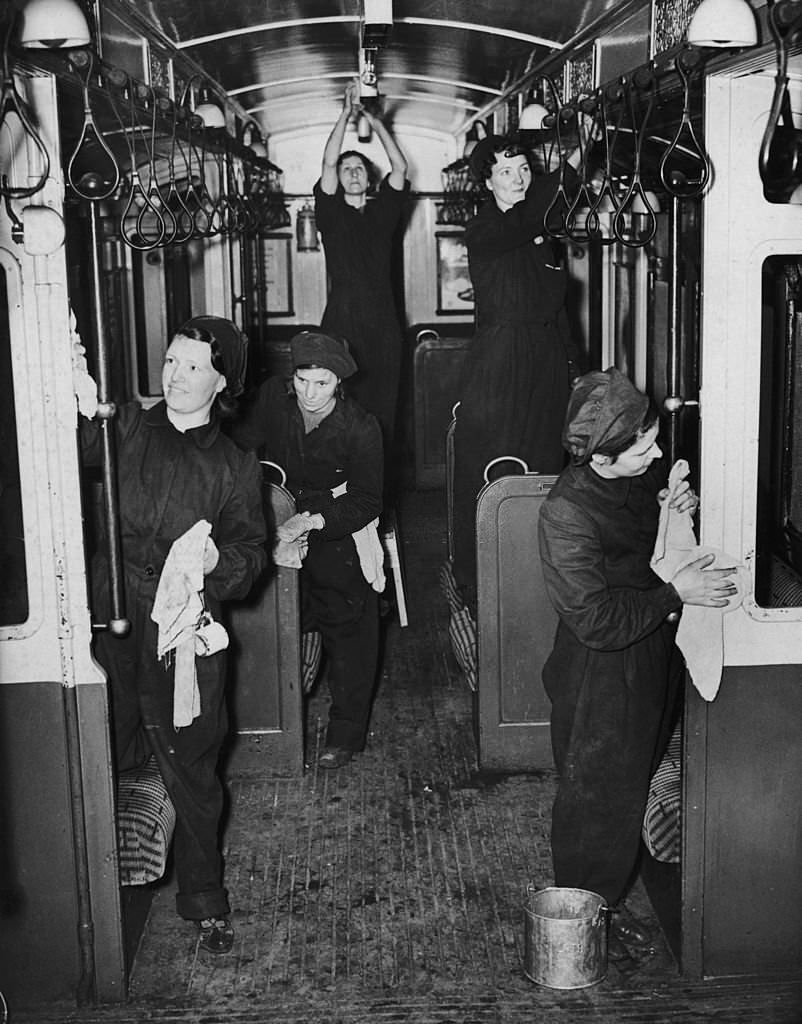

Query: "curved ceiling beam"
left=229, top=72, right=502, bottom=100
left=247, top=91, right=479, bottom=115
left=174, top=16, right=357, bottom=49
left=174, top=16, right=561, bottom=51
left=396, top=17, right=561, bottom=49
left=247, top=92, right=479, bottom=137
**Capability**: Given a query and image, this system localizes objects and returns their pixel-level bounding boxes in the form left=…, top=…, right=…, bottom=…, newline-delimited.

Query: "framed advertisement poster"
left=436, top=232, right=474, bottom=315
left=263, top=234, right=293, bottom=316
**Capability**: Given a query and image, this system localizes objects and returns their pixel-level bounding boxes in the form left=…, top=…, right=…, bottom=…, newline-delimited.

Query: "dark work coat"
left=233, top=377, right=384, bottom=749
left=537, top=460, right=684, bottom=905
left=232, top=376, right=383, bottom=625
left=314, top=177, right=408, bottom=441
left=86, top=402, right=267, bottom=618
left=83, top=400, right=267, bottom=921
left=452, top=167, right=580, bottom=599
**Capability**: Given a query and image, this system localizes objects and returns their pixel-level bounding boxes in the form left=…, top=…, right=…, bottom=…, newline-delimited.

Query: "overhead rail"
left=442, top=46, right=715, bottom=250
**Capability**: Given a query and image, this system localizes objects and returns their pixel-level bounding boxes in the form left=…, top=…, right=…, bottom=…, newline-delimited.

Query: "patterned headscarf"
left=562, top=367, right=650, bottom=464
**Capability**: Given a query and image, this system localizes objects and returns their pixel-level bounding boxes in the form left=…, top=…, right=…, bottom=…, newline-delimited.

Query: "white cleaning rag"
left=151, top=520, right=227, bottom=727
left=650, top=460, right=747, bottom=701
left=331, top=482, right=386, bottom=592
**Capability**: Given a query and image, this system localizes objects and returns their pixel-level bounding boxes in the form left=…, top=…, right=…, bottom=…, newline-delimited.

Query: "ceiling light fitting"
left=360, top=48, right=378, bottom=98
left=361, top=0, right=392, bottom=50
left=686, top=0, right=758, bottom=47
left=518, top=102, right=550, bottom=131
left=195, top=101, right=226, bottom=128
left=19, top=0, right=91, bottom=49
left=357, top=112, right=372, bottom=142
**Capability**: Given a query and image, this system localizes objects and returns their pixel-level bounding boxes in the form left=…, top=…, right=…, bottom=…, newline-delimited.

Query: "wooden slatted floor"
left=16, top=490, right=802, bottom=1023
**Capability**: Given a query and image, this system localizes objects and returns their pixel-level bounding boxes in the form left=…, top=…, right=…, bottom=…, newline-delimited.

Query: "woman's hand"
left=277, top=511, right=325, bottom=543
left=203, top=536, right=220, bottom=575
left=344, top=79, right=360, bottom=116
left=671, top=552, right=737, bottom=607
left=658, top=481, right=699, bottom=516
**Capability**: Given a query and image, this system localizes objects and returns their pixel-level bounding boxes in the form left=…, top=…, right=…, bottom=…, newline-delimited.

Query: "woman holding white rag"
left=232, top=330, right=384, bottom=770
left=76, top=316, right=267, bottom=955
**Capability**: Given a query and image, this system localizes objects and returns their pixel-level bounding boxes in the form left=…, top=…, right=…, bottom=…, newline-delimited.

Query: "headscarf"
left=290, top=330, right=358, bottom=379
left=177, top=315, right=248, bottom=398
left=562, top=367, right=650, bottom=464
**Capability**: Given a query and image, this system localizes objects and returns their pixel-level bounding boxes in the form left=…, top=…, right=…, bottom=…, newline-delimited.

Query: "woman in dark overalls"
left=81, top=316, right=267, bottom=955
left=451, top=134, right=582, bottom=610
left=233, top=331, right=384, bottom=769
left=538, top=368, right=736, bottom=957
left=314, top=80, right=408, bottom=474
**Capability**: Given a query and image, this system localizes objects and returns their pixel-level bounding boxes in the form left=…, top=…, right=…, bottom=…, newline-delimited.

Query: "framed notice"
left=436, top=232, right=474, bottom=315
left=263, top=234, right=293, bottom=316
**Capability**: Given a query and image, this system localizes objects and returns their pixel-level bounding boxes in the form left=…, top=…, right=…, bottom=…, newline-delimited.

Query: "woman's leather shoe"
left=197, top=917, right=234, bottom=954
left=610, top=905, right=653, bottom=950
left=318, top=747, right=353, bottom=769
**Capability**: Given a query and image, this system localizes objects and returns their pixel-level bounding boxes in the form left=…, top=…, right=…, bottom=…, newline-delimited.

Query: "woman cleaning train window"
left=74, top=316, right=267, bottom=956
left=314, top=79, right=409, bottom=495
left=538, top=368, right=736, bottom=960
left=232, top=330, right=384, bottom=770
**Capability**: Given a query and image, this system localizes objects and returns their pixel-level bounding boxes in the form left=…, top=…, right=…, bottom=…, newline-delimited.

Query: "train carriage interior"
left=1, top=0, right=802, bottom=1020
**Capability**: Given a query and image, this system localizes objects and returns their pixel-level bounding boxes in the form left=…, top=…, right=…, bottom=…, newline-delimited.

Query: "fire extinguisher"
left=296, top=201, right=319, bottom=251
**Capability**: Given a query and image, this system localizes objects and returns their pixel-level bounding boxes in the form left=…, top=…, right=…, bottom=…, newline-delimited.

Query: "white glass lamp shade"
left=632, top=189, right=662, bottom=214
left=20, top=0, right=91, bottom=48
left=519, top=103, right=550, bottom=131
left=195, top=102, right=226, bottom=129
left=357, top=112, right=372, bottom=142
left=687, top=0, right=757, bottom=47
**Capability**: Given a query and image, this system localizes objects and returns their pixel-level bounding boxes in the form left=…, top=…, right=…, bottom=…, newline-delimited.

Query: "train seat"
left=116, top=757, right=176, bottom=886
left=411, top=326, right=472, bottom=488
left=642, top=722, right=682, bottom=864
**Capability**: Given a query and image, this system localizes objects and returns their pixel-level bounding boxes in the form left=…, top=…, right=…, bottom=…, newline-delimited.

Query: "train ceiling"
left=125, top=0, right=643, bottom=140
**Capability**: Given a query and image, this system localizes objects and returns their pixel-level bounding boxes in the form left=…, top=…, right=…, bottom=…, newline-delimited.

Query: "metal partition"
left=476, top=473, right=558, bottom=771
left=226, top=479, right=304, bottom=775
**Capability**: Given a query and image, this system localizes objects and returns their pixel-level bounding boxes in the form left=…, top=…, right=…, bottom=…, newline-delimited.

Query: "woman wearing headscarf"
left=232, top=330, right=384, bottom=770
left=77, top=315, right=267, bottom=955
left=538, top=368, right=736, bottom=956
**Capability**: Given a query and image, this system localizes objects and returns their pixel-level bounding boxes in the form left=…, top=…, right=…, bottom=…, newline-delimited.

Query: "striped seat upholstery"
left=117, top=758, right=176, bottom=886
left=440, top=561, right=477, bottom=692
left=642, top=724, right=682, bottom=864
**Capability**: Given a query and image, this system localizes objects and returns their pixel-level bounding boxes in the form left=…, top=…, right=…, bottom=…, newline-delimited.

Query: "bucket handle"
left=525, top=884, right=610, bottom=928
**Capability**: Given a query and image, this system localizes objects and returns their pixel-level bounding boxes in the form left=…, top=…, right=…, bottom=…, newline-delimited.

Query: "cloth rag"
left=151, top=519, right=226, bottom=727
left=274, top=512, right=316, bottom=568
left=331, top=482, right=386, bottom=592
left=650, top=460, right=747, bottom=701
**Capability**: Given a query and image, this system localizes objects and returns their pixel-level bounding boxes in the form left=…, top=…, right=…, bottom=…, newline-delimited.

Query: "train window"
left=0, top=267, right=29, bottom=625
left=755, top=255, right=802, bottom=608
left=132, top=246, right=193, bottom=398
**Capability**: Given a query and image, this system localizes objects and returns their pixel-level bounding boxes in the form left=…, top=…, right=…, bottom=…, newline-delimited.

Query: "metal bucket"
left=523, top=885, right=608, bottom=989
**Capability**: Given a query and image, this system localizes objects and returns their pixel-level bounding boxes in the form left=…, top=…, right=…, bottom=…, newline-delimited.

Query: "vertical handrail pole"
left=87, top=200, right=129, bottom=636
left=665, top=193, right=682, bottom=466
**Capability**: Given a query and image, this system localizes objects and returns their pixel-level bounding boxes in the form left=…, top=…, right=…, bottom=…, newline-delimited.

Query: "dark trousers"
left=302, top=535, right=379, bottom=751
left=95, top=583, right=230, bottom=922
left=546, top=622, right=682, bottom=906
